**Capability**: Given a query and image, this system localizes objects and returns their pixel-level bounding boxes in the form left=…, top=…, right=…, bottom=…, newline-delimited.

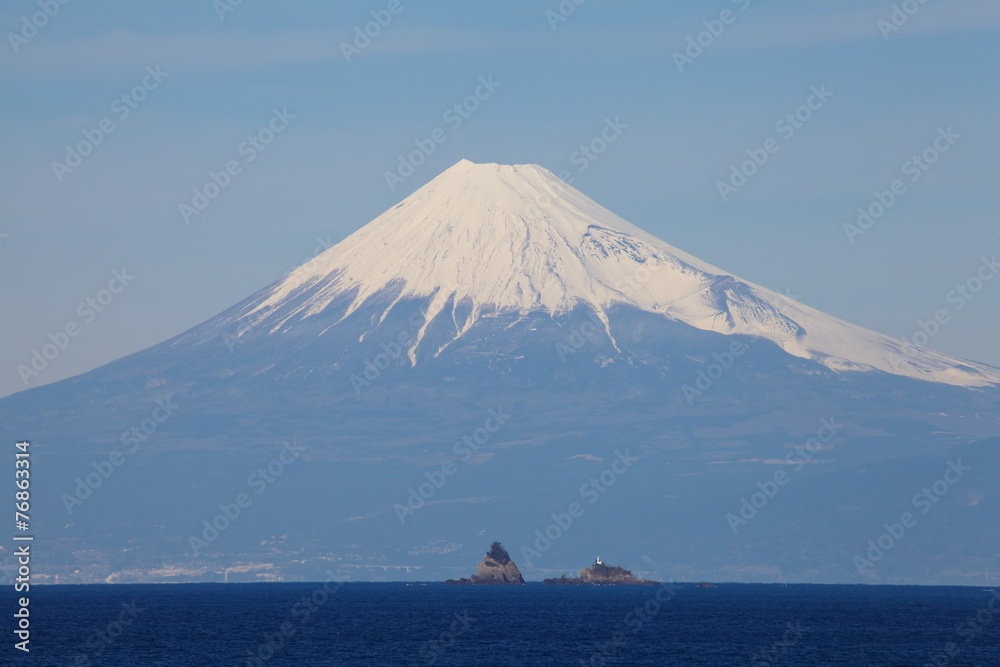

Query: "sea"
left=4, top=583, right=1000, bottom=666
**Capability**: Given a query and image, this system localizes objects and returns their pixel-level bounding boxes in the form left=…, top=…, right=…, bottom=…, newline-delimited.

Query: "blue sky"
left=2, top=0, right=998, bottom=397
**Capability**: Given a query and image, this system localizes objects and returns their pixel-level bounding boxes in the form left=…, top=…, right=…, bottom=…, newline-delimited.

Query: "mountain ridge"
left=2, top=160, right=998, bottom=586
left=203, top=159, right=998, bottom=387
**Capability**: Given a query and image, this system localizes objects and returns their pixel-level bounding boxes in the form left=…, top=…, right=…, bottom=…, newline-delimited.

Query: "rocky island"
left=542, top=557, right=657, bottom=585
left=444, top=542, right=525, bottom=585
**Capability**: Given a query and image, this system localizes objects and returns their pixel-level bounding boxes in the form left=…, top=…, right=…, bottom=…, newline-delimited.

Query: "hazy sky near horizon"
left=2, top=0, right=999, bottom=398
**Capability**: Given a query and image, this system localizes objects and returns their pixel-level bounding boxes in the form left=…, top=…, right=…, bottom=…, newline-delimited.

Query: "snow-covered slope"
left=234, top=159, right=998, bottom=388
left=5, top=160, right=1000, bottom=588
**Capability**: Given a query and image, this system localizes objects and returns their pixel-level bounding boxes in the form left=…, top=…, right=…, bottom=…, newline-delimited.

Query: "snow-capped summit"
left=230, top=159, right=997, bottom=387
left=5, top=160, right=1000, bottom=588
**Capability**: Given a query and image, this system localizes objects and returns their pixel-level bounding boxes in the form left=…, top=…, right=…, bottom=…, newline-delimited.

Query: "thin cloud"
left=719, top=1, right=1000, bottom=52
left=738, top=458, right=821, bottom=465
left=566, top=1, right=1000, bottom=58
left=0, top=26, right=497, bottom=80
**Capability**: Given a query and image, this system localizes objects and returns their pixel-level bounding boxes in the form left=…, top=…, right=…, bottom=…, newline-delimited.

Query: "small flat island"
left=542, top=556, right=658, bottom=585
left=444, top=542, right=525, bottom=585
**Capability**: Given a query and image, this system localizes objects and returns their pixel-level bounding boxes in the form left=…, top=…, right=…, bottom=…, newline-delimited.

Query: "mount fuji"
left=204, top=159, right=997, bottom=387
left=3, top=160, right=998, bottom=585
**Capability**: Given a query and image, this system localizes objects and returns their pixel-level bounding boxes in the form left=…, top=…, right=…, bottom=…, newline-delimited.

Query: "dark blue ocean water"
left=3, top=583, right=1000, bottom=666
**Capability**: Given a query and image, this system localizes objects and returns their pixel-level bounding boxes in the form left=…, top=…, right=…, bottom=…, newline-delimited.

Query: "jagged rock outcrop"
left=445, top=542, right=525, bottom=585
left=542, top=558, right=657, bottom=585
